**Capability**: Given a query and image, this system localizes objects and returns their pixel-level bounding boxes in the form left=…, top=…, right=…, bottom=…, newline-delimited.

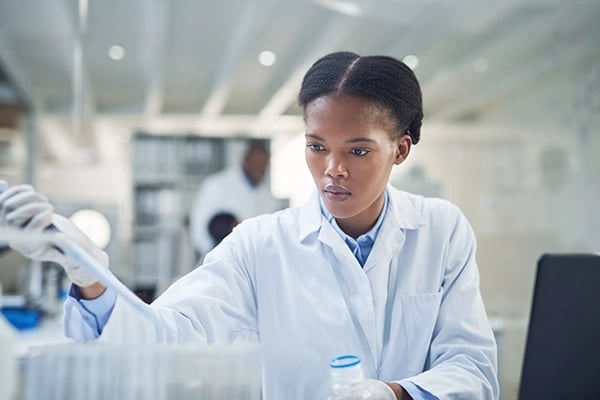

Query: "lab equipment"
left=22, top=341, right=263, bottom=400
left=44, top=215, right=108, bottom=288
left=52, top=231, right=168, bottom=331
left=0, top=181, right=107, bottom=288
left=330, top=355, right=367, bottom=398
left=0, top=182, right=167, bottom=332
left=0, top=303, right=17, bottom=400
left=328, top=355, right=395, bottom=400
left=0, top=225, right=164, bottom=332
left=0, top=307, right=40, bottom=330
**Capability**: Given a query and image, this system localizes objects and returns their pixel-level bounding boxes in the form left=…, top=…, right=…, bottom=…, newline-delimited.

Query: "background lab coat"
left=68, top=186, right=498, bottom=399
left=189, top=166, right=280, bottom=255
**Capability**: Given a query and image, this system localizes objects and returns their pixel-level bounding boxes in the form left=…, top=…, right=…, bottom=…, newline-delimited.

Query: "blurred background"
left=0, top=1, right=598, bottom=398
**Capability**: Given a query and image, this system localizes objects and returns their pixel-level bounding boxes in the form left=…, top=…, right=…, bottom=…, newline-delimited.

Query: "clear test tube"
left=22, top=342, right=263, bottom=400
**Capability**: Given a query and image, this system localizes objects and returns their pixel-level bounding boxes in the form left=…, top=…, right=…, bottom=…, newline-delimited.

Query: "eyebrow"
left=305, top=133, right=377, bottom=144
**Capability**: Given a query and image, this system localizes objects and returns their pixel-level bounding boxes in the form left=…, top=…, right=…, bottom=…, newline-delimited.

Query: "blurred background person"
left=189, top=140, right=281, bottom=260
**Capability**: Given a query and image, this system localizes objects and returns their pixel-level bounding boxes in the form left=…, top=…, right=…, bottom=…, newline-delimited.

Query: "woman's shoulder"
left=232, top=206, right=300, bottom=234
left=388, top=186, right=465, bottom=224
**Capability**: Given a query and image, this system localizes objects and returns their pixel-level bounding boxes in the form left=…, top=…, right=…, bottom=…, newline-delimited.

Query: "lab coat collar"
left=384, top=184, right=426, bottom=230
left=298, top=190, right=324, bottom=243
left=298, top=185, right=426, bottom=243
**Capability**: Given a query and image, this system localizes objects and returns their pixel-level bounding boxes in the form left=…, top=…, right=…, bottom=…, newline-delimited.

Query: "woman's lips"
left=323, top=185, right=351, bottom=202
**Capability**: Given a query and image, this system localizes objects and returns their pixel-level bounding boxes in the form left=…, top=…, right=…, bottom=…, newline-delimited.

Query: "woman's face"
left=304, top=94, right=411, bottom=237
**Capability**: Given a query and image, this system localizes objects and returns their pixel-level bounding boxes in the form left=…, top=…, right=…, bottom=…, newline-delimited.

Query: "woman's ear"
left=394, top=134, right=412, bottom=165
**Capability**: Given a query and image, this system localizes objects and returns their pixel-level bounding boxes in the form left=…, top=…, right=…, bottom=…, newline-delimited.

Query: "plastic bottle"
left=328, top=355, right=396, bottom=400
left=0, top=283, right=18, bottom=400
left=329, top=355, right=368, bottom=399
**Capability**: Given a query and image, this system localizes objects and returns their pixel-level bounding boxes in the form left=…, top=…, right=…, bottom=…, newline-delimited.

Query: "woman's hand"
left=387, top=382, right=413, bottom=400
left=0, top=183, right=109, bottom=290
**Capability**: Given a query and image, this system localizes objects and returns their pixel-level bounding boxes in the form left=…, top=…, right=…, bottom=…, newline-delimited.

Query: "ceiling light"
left=402, top=54, right=419, bottom=70
left=70, top=209, right=112, bottom=249
left=258, top=50, right=276, bottom=67
left=108, top=45, right=125, bottom=61
left=315, top=0, right=362, bottom=17
left=473, top=58, right=489, bottom=73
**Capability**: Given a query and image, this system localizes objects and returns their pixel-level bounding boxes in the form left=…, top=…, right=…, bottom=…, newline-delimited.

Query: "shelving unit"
left=0, top=129, right=24, bottom=183
left=131, top=133, right=227, bottom=299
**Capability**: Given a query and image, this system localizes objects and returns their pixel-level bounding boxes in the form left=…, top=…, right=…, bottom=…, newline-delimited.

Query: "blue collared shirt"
left=65, top=284, right=116, bottom=339
left=319, top=192, right=388, bottom=267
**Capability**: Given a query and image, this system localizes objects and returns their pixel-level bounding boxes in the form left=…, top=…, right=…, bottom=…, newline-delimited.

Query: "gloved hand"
left=0, top=183, right=108, bottom=287
left=329, top=379, right=397, bottom=400
left=364, top=379, right=397, bottom=400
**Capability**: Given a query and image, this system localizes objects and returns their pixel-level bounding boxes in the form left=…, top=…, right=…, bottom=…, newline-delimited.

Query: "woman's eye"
left=307, top=143, right=325, bottom=152
left=351, top=148, right=369, bottom=156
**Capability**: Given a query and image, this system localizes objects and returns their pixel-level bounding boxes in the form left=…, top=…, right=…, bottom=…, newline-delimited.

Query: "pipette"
left=0, top=181, right=168, bottom=333
left=52, top=233, right=167, bottom=330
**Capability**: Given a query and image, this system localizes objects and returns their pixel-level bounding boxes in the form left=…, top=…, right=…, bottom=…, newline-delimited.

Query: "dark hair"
left=298, top=51, right=423, bottom=144
left=208, top=212, right=239, bottom=246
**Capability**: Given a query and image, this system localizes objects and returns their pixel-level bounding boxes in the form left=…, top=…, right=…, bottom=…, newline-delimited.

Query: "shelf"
left=130, top=133, right=271, bottom=295
left=130, top=133, right=229, bottom=293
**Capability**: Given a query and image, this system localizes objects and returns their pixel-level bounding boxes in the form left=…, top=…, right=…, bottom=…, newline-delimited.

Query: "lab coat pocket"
left=397, top=291, right=442, bottom=376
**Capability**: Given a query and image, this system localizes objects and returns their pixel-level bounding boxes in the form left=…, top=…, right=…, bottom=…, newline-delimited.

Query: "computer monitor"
left=518, top=253, right=600, bottom=400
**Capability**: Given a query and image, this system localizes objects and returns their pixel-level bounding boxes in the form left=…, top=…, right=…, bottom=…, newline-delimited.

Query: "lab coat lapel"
left=317, top=222, right=358, bottom=266
left=364, top=185, right=425, bottom=273
left=318, top=222, right=379, bottom=377
left=317, top=211, right=377, bottom=377
left=297, top=188, right=426, bottom=377
left=298, top=190, right=363, bottom=266
left=300, top=190, right=380, bottom=377
left=358, top=200, right=406, bottom=373
left=361, top=186, right=427, bottom=373
left=363, top=210, right=408, bottom=376
left=363, top=218, right=404, bottom=272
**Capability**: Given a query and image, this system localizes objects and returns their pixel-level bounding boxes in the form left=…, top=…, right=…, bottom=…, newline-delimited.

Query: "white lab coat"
left=189, top=167, right=281, bottom=256
left=81, top=186, right=498, bottom=399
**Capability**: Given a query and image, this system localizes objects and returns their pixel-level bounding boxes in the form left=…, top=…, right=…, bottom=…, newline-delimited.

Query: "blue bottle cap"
left=330, top=354, right=361, bottom=368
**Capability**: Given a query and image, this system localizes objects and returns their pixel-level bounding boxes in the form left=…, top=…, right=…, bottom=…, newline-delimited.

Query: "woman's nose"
left=324, top=156, right=348, bottom=178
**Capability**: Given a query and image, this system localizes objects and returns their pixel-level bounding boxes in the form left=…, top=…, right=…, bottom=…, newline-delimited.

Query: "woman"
left=0, top=52, right=498, bottom=399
